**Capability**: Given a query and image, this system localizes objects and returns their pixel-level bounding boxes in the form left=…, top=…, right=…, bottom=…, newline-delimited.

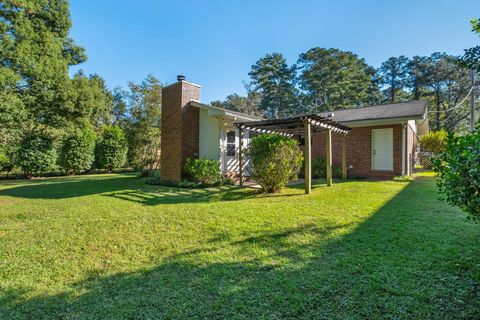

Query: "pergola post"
left=238, top=127, right=244, bottom=186
left=326, top=129, right=332, bottom=186
left=304, top=119, right=312, bottom=194
left=342, top=134, right=347, bottom=180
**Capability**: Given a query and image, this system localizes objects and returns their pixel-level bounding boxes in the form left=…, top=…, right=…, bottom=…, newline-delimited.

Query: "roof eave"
left=340, top=115, right=425, bottom=127
left=190, top=100, right=262, bottom=121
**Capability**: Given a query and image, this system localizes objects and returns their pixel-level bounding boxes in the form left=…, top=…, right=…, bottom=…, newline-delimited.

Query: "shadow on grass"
left=0, top=174, right=304, bottom=205
left=0, top=175, right=138, bottom=199
left=1, top=176, right=479, bottom=319
left=288, top=178, right=352, bottom=190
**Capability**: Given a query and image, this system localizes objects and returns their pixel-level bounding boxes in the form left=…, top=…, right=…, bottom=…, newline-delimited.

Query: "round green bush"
left=59, top=128, right=96, bottom=175
left=246, top=133, right=303, bottom=193
left=434, top=129, right=480, bottom=222
left=18, top=134, right=57, bottom=177
left=183, top=158, right=221, bottom=184
left=420, top=130, right=448, bottom=153
left=96, top=125, right=128, bottom=172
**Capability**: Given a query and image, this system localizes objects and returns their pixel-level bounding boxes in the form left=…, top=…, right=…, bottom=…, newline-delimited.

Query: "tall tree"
left=460, top=18, right=480, bottom=71
left=70, top=71, right=114, bottom=128
left=0, top=0, right=87, bottom=133
left=422, top=53, right=470, bottom=131
left=249, top=53, right=297, bottom=118
left=366, top=72, right=384, bottom=105
left=297, top=48, right=374, bottom=112
left=112, top=87, right=128, bottom=126
left=120, top=75, right=162, bottom=172
left=377, top=56, right=409, bottom=103
left=211, top=82, right=262, bottom=117
left=406, top=56, right=430, bottom=100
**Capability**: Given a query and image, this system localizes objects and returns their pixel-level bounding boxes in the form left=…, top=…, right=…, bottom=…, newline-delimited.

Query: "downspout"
left=401, top=122, right=406, bottom=176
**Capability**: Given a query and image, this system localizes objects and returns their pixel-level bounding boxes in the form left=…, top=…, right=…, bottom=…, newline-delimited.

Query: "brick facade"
left=312, top=124, right=404, bottom=179
left=160, top=81, right=200, bottom=182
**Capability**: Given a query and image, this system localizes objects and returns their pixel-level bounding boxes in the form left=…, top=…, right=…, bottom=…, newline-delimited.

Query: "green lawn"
left=0, top=173, right=479, bottom=319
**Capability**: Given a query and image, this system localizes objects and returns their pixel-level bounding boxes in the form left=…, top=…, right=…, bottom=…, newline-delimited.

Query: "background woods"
left=217, top=50, right=477, bottom=134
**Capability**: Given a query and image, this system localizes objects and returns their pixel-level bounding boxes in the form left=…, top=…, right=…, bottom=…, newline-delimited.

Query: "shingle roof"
left=319, top=100, right=427, bottom=123
left=190, top=100, right=262, bottom=121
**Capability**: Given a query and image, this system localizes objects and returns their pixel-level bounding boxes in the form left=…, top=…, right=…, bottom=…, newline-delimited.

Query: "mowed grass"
left=0, top=173, right=479, bottom=319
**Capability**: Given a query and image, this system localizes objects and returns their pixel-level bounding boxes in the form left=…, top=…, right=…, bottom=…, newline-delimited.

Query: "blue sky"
left=70, top=0, right=480, bottom=103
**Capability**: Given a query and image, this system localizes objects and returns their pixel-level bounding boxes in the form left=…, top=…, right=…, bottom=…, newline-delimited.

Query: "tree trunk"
left=436, top=89, right=441, bottom=131
left=390, top=78, right=396, bottom=103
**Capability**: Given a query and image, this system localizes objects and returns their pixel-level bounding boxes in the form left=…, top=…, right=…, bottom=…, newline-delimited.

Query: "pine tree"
left=377, top=56, right=410, bottom=103
left=297, top=48, right=374, bottom=112
left=249, top=53, right=298, bottom=118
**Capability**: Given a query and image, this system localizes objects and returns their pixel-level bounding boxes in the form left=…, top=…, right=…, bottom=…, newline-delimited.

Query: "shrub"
left=246, top=133, right=303, bottom=193
left=333, top=166, right=343, bottom=178
left=184, top=158, right=221, bottom=184
left=393, top=175, right=413, bottom=182
left=420, top=130, right=448, bottom=153
left=146, top=176, right=231, bottom=189
left=434, top=129, right=480, bottom=222
left=0, top=146, right=15, bottom=177
left=299, top=157, right=342, bottom=179
left=59, top=128, right=96, bottom=175
left=312, top=157, right=326, bottom=178
left=96, top=125, right=128, bottom=172
left=17, top=134, right=57, bottom=177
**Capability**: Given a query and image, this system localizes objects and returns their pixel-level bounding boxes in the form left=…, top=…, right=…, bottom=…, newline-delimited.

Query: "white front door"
left=223, top=128, right=239, bottom=172
left=372, top=128, right=393, bottom=171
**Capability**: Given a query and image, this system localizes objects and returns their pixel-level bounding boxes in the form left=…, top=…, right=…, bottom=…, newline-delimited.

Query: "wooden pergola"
left=235, top=115, right=351, bottom=194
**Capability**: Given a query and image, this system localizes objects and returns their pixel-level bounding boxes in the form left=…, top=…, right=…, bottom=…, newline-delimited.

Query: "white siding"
left=408, top=120, right=417, bottom=133
left=199, top=109, right=220, bottom=160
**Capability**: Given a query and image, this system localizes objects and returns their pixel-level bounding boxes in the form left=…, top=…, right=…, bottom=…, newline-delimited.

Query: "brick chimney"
left=160, top=76, right=201, bottom=182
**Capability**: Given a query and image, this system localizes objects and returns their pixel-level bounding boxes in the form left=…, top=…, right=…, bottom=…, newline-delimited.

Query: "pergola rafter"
left=235, top=114, right=351, bottom=194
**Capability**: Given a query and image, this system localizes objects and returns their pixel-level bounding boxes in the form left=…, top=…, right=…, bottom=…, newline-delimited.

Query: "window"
left=226, top=131, right=236, bottom=156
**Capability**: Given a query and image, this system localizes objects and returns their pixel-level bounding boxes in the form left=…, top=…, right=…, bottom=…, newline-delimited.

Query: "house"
left=158, top=76, right=429, bottom=182
left=159, top=75, right=261, bottom=182
left=313, top=100, right=429, bottom=178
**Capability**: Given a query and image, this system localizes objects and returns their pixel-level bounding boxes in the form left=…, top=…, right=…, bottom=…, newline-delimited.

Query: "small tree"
left=246, top=133, right=303, bottom=193
left=17, top=134, right=57, bottom=178
left=96, top=125, right=128, bottom=172
left=420, top=130, right=448, bottom=153
left=434, top=129, right=480, bottom=222
left=59, top=128, right=96, bottom=175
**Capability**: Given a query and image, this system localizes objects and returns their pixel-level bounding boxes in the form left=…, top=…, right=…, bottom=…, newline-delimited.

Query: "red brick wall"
left=312, top=124, right=403, bottom=179
left=160, top=81, right=200, bottom=182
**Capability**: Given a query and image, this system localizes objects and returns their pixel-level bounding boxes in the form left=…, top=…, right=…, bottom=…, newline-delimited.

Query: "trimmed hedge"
left=96, top=125, right=128, bottom=172
left=17, top=134, right=57, bottom=178
left=59, top=128, right=96, bottom=175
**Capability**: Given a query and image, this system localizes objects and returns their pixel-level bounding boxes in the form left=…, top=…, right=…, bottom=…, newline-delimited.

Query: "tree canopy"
left=461, top=18, right=480, bottom=71
left=249, top=53, right=298, bottom=118
left=297, top=48, right=375, bottom=112
left=0, top=0, right=87, bottom=132
left=377, top=56, right=410, bottom=103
